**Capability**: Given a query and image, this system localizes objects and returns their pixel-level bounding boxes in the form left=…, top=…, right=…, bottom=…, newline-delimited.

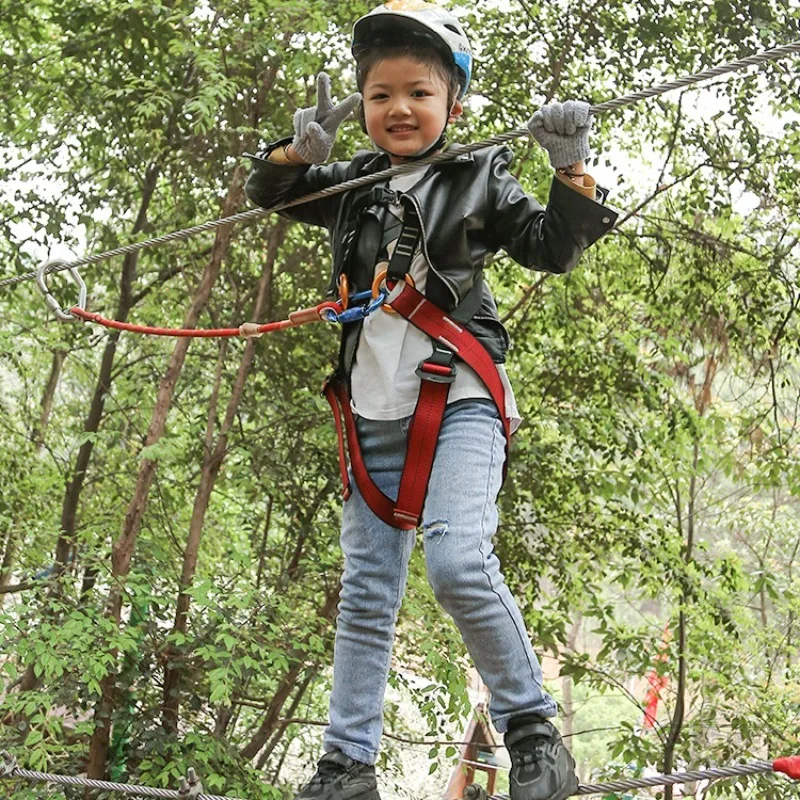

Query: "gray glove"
left=291, top=72, right=361, bottom=164
left=527, top=100, right=593, bottom=169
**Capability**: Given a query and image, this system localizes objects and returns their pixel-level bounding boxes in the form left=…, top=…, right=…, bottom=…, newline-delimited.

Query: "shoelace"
left=510, top=736, right=556, bottom=765
left=312, top=760, right=349, bottom=785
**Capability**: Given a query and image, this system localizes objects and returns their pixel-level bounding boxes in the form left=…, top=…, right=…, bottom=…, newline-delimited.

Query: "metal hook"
left=36, top=258, right=87, bottom=322
left=178, top=767, right=204, bottom=798
left=0, top=750, right=17, bottom=778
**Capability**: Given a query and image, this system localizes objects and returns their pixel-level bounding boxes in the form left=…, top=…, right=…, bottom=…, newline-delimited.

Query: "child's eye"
left=370, top=93, right=388, bottom=100
left=412, top=90, right=431, bottom=97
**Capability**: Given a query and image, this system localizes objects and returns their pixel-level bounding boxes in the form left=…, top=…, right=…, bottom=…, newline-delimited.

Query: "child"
left=245, top=3, right=617, bottom=799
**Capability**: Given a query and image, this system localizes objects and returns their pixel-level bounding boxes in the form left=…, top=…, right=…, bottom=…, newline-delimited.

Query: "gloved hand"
left=526, top=100, right=593, bottom=169
left=291, top=72, right=362, bottom=164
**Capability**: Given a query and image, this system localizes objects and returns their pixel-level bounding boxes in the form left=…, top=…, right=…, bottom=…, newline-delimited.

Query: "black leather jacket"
left=245, top=137, right=618, bottom=374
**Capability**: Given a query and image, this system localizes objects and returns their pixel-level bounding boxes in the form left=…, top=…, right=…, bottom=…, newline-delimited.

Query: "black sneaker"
left=294, top=750, right=381, bottom=800
left=505, top=716, right=578, bottom=800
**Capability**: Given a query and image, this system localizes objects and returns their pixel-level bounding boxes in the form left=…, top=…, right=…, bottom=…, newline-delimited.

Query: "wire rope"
left=2, top=751, right=798, bottom=799
left=0, top=40, right=798, bottom=292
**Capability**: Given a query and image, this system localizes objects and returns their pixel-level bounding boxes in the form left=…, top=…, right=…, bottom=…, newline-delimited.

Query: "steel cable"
left=1, top=756, right=790, bottom=798
left=2, top=764, right=245, bottom=800
left=0, top=40, right=798, bottom=292
left=573, top=760, right=775, bottom=795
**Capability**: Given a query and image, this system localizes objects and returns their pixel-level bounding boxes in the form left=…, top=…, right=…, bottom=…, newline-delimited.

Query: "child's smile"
left=363, top=55, right=462, bottom=163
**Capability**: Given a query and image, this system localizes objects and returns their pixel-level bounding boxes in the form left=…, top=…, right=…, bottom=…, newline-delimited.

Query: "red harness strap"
left=323, top=281, right=511, bottom=530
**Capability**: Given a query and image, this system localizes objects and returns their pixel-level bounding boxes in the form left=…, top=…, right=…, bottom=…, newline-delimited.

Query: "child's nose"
left=389, top=97, right=411, bottom=116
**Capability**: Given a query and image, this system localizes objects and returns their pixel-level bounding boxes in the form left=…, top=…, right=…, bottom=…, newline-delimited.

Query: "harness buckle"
left=415, top=359, right=457, bottom=384
left=416, top=343, right=458, bottom=384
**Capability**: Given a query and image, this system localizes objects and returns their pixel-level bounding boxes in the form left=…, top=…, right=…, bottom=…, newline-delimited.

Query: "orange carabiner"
left=371, top=266, right=415, bottom=315
left=338, top=274, right=349, bottom=310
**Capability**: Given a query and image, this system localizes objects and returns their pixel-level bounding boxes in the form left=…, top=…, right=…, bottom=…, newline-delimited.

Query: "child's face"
left=362, top=55, right=462, bottom=164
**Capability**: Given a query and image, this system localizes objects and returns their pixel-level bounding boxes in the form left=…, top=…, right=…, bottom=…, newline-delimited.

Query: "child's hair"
left=354, top=35, right=462, bottom=132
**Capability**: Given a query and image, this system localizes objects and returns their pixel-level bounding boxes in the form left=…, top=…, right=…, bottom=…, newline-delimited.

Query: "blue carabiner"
left=337, top=290, right=388, bottom=323
left=322, top=289, right=388, bottom=324
left=364, top=289, right=388, bottom=316
left=348, top=289, right=374, bottom=305
left=334, top=307, right=362, bottom=324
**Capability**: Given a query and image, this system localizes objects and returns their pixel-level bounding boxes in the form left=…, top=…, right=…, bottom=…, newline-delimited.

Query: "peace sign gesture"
left=292, top=72, right=362, bottom=164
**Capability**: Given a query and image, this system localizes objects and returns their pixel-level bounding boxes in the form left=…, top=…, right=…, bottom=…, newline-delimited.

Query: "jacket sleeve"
left=244, top=137, right=353, bottom=230
left=485, top=147, right=618, bottom=274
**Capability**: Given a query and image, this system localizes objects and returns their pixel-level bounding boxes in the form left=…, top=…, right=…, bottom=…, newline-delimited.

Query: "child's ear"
left=449, top=98, right=464, bottom=123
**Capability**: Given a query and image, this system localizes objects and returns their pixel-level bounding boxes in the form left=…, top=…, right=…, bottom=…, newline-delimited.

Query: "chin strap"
left=400, top=130, right=448, bottom=161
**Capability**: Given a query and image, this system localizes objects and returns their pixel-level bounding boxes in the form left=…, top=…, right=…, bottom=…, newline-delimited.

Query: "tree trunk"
left=260, top=669, right=318, bottom=771
left=54, top=179, right=158, bottom=576
left=161, top=220, right=285, bottom=732
left=84, top=165, right=247, bottom=790
left=214, top=704, right=235, bottom=740
left=44, top=54, right=199, bottom=602
left=662, top=348, right=715, bottom=799
left=33, top=348, right=67, bottom=453
left=239, top=588, right=339, bottom=762
left=284, top=479, right=336, bottom=582
left=255, top=495, right=274, bottom=591
left=0, top=529, right=18, bottom=606
left=14, top=166, right=159, bottom=698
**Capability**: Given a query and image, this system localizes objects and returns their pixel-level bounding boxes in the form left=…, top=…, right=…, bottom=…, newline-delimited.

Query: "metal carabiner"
left=36, top=258, right=87, bottom=322
left=371, top=265, right=415, bottom=315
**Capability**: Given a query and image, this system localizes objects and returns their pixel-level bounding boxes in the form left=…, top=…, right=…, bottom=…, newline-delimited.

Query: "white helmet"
left=352, top=1, right=473, bottom=98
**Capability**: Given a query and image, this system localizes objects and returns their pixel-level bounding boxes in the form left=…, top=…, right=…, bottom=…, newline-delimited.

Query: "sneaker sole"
left=508, top=775, right=578, bottom=800
left=345, top=788, right=380, bottom=800
left=550, top=778, right=579, bottom=800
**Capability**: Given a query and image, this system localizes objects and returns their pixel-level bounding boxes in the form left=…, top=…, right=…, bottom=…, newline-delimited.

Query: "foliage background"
left=1, top=1, right=799, bottom=798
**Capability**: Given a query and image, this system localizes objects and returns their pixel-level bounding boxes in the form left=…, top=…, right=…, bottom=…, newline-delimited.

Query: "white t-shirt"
left=350, top=166, right=521, bottom=432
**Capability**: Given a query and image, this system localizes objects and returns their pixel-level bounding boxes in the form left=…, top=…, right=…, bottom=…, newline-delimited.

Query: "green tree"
left=1, top=1, right=798, bottom=798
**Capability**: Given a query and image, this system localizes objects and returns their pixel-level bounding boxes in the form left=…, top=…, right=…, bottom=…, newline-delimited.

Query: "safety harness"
left=323, top=200, right=511, bottom=531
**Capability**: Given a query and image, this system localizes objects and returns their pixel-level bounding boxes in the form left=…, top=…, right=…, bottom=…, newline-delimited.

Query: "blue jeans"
left=323, top=399, right=558, bottom=764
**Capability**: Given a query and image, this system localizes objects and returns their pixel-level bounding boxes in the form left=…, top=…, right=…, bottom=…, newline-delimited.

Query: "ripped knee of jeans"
left=423, top=519, right=449, bottom=541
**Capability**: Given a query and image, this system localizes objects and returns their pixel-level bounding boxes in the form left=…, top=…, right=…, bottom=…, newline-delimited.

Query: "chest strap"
left=323, top=281, right=510, bottom=530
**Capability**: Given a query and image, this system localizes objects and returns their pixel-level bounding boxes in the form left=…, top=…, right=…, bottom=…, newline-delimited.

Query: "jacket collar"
left=439, top=145, right=475, bottom=165
left=357, top=146, right=474, bottom=175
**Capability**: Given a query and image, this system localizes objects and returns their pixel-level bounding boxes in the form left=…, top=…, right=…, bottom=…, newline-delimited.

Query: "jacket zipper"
left=402, top=194, right=460, bottom=309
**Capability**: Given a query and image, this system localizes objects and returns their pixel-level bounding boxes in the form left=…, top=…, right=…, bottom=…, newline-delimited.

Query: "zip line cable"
left=1, top=750, right=798, bottom=799
left=1, top=40, right=798, bottom=293
left=479, top=757, right=800, bottom=797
